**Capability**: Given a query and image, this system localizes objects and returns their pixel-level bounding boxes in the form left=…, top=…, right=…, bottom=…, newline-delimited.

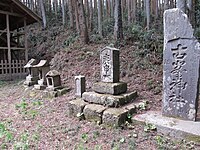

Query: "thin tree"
left=61, top=0, right=66, bottom=26
left=114, top=0, right=123, bottom=41
left=98, top=0, right=103, bottom=36
left=39, top=0, right=47, bottom=29
left=68, top=0, right=74, bottom=29
left=145, top=0, right=150, bottom=30
left=77, top=0, right=89, bottom=44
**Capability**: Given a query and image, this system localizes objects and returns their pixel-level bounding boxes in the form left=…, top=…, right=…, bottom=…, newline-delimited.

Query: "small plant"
left=81, top=133, right=88, bottom=143
left=155, top=135, right=165, bottom=146
left=14, top=132, right=30, bottom=150
left=93, top=131, right=100, bottom=139
left=76, top=113, right=84, bottom=120
left=119, top=137, right=125, bottom=143
left=15, top=101, right=28, bottom=110
left=144, top=123, right=157, bottom=132
left=138, top=101, right=148, bottom=110
left=0, top=122, right=13, bottom=142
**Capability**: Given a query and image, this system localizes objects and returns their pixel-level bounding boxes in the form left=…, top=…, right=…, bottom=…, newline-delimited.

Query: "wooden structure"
left=0, top=0, right=41, bottom=80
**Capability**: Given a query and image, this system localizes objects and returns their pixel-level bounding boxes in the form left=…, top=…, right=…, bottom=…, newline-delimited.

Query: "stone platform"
left=93, top=82, right=127, bottom=95
left=133, top=111, right=200, bottom=140
left=82, top=91, right=137, bottom=107
left=66, top=98, right=138, bottom=127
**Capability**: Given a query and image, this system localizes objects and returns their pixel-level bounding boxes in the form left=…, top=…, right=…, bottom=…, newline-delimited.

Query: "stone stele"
left=100, top=47, right=119, bottom=83
left=162, top=8, right=200, bottom=121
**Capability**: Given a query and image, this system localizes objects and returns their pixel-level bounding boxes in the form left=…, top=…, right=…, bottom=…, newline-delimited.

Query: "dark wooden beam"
left=0, top=10, right=23, bottom=17
left=0, top=2, right=10, bottom=7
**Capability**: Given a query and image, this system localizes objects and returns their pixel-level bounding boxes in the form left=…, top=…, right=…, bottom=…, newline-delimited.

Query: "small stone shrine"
left=33, top=60, right=50, bottom=90
left=67, top=47, right=138, bottom=126
left=45, top=70, right=68, bottom=97
left=46, top=70, right=62, bottom=91
left=162, top=8, right=200, bottom=121
left=24, top=59, right=38, bottom=86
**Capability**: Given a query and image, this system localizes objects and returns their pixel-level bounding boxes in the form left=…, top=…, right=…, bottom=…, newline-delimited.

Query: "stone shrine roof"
left=33, top=60, right=49, bottom=68
left=46, top=70, right=60, bottom=77
left=24, top=59, right=37, bottom=68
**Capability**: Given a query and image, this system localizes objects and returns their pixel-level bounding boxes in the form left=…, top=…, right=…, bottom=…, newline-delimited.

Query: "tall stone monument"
left=100, top=47, right=119, bottom=83
left=67, top=46, right=138, bottom=126
left=162, top=8, right=200, bottom=121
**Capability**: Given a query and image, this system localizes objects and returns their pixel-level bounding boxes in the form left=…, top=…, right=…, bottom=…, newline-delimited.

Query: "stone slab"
left=93, top=82, right=127, bottom=95
left=100, top=47, right=119, bottom=83
left=66, top=99, right=88, bottom=117
left=163, top=8, right=200, bottom=121
left=133, top=111, right=200, bottom=140
left=83, top=104, right=106, bottom=124
left=75, top=75, right=85, bottom=97
left=102, top=108, right=128, bottom=127
left=45, top=88, right=69, bottom=98
left=34, top=84, right=46, bottom=90
left=123, top=103, right=137, bottom=115
left=82, top=91, right=137, bottom=107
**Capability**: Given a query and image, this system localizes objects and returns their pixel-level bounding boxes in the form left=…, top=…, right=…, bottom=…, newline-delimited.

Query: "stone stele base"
left=44, top=88, right=69, bottom=98
left=66, top=99, right=137, bottom=126
left=34, top=84, right=46, bottom=90
left=93, top=82, right=127, bottom=95
left=82, top=91, right=137, bottom=107
left=133, top=111, right=200, bottom=141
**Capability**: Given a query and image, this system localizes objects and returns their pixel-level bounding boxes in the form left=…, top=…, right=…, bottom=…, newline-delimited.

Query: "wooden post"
left=6, top=14, right=11, bottom=78
left=24, top=18, right=28, bottom=62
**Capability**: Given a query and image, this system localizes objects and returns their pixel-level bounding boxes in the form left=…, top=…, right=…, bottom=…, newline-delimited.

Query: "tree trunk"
left=164, top=0, right=169, bottom=10
left=114, top=0, right=123, bottom=41
left=74, top=1, right=80, bottom=33
left=89, top=0, right=93, bottom=31
left=77, top=0, right=89, bottom=44
left=98, top=0, right=103, bottom=36
left=61, top=0, right=66, bottom=26
left=127, top=0, right=131, bottom=24
left=68, top=0, right=74, bottom=29
left=39, top=0, right=47, bottom=29
left=131, top=0, right=136, bottom=23
left=145, top=0, right=150, bottom=30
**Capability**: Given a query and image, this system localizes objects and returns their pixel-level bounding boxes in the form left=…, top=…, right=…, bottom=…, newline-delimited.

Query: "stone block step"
left=93, top=82, right=127, bottom=95
left=66, top=99, right=138, bottom=127
left=82, top=91, right=137, bottom=107
left=66, top=99, right=88, bottom=117
left=83, top=104, right=106, bottom=124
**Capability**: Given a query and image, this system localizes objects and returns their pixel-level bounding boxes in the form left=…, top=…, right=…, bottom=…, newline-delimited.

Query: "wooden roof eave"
left=12, top=0, right=42, bottom=23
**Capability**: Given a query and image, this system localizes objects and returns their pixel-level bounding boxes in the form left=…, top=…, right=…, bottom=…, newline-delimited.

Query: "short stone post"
left=75, top=75, right=85, bottom=97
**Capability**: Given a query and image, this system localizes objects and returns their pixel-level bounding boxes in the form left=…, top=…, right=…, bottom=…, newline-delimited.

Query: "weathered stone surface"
left=24, top=59, right=39, bottom=86
left=102, top=108, right=128, bottom=127
left=100, top=47, right=119, bottom=83
left=83, top=104, right=106, bottom=123
left=44, top=88, right=69, bottom=98
left=123, top=103, right=137, bottom=115
left=75, top=75, right=85, bottom=97
left=164, top=8, right=194, bottom=43
left=134, top=111, right=200, bottom=140
left=163, top=8, right=200, bottom=121
left=82, top=91, right=137, bottom=107
left=46, top=70, right=61, bottom=90
left=34, top=84, right=46, bottom=90
left=66, top=99, right=88, bottom=117
left=93, top=82, right=127, bottom=95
